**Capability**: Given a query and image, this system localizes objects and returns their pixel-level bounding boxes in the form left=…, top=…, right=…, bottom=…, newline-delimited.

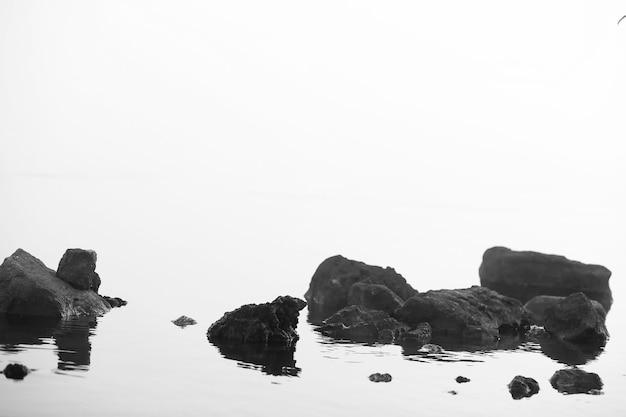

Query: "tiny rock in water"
left=3, top=363, right=30, bottom=380
left=456, top=376, right=470, bottom=383
left=172, top=315, right=197, bottom=327
left=369, top=373, right=392, bottom=382
left=422, top=343, right=443, bottom=354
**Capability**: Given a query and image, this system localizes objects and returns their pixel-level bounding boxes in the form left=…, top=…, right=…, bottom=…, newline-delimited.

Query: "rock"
left=3, top=363, right=30, bottom=380
left=397, top=323, right=432, bottom=346
left=304, top=255, right=418, bottom=321
left=172, top=315, right=197, bottom=327
left=369, top=373, right=392, bottom=382
left=421, top=343, right=443, bottom=354
left=394, top=286, right=530, bottom=344
left=456, top=376, right=470, bottom=383
left=102, top=296, right=127, bottom=308
left=0, top=249, right=111, bottom=318
left=524, top=295, right=606, bottom=326
left=207, top=296, right=306, bottom=346
left=550, top=368, right=603, bottom=394
left=57, top=249, right=101, bottom=292
left=479, top=247, right=612, bottom=311
left=318, top=305, right=411, bottom=343
left=508, top=375, right=540, bottom=399
left=347, top=282, right=405, bottom=316
left=543, top=292, right=608, bottom=345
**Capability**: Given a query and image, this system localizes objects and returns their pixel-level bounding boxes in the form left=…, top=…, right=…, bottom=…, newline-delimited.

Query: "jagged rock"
left=543, top=292, right=608, bottom=345
left=102, top=296, right=127, bottom=308
left=57, top=249, right=101, bottom=292
left=394, top=286, right=530, bottom=344
left=479, top=247, right=612, bottom=311
left=456, top=376, right=470, bottom=383
left=421, top=343, right=443, bottom=354
left=2, top=363, right=30, bottom=380
left=207, top=296, right=306, bottom=346
left=172, top=315, right=197, bottom=328
left=550, top=368, right=603, bottom=394
left=369, top=373, right=392, bottom=382
left=0, top=249, right=111, bottom=318
left=347, top=282, right=405, bottom=316
left=508, top=375, right=540, bottom=399
left=397, top=323, right=432, bottom=345
left=524, top=295, right=606, bottom=326
left=318, top=305, right=411, bottom=343
left=304, top=255, right=418, bottom=321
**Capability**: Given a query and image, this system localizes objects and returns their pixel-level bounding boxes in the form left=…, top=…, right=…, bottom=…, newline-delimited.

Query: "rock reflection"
left=0, top=315, right=96, bottom=371
left=209, top=340, right=301, bottom=376
left=538, top=337, right=604, bottom=366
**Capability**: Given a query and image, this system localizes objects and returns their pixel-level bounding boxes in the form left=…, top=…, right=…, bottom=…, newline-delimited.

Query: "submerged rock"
left=369, top=373, right=392, bottom=382
left=394, top=286, right=530, bottom=344
left=172, top=315, right=197, bottom=328
left=524, top=295, right=606, bottom=326
left=304, top=255, right=417, bottom=321
left=2, top=363, right=30, bottom=380
left=57, top=249, right=101, bottom=292
left=0, top=249, right=112, bottom=318
left=479, top=247, right=612, bottom=311
left=543, top=292, right=608, bottom=345
left=318, top=305, right=410, bottom=343
left=508, top=375, right=540, bottom=399
left=207, top=296, right=306, bottom=346
left=550, top=368, right=603, bottom=394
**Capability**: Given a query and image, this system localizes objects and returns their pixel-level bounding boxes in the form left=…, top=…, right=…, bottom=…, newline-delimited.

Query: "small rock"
left=3, top=363, right=30, bottom=380
left=369, top=373, right=392, bottom=383
left=508, top=375, right=540, bottom=399
left=172, top=315, right=197, bottom=328
left=397, top=322, right=432, bottom=345
left=102, top=296, right=127, bottom=308
left=456, top=376, right=470, bottom=383
left=550, top=368, right=603, bottom=394
left=422, top=343, right=443, bottom=354
left=57, top=249, right=101, bottom=292
left=448, top=390, right=458, bottom=395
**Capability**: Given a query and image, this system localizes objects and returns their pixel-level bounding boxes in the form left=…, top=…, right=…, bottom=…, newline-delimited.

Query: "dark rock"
left=347, top=282, right=405, bottom=316
left=318, top=305, right=411, bottom=343
left=369, top=373, right=392, bottom=382
left=508, top=375, right=540, bottom=399
left=102, top=296, right=127, bottom=308
left=525, top=295, right=606, bottom=326
left=304, top=255, right=418, bottom=321
left=172, top=315, right=197, bottom=327
left=3, top=363, right=30, bottom=380
left=0, top=249, right=111, bottom=318
left=421, top=343, right=443, bottom=353
left=397, top=322, right=432, bottom=346
left=538, top=336, right=603, bottom=366
left=479, top=247, right=612, bottom=311
left=550, top=368, right=603, bottom=394
left=394, top=286, right=530, bottom=344
left=209, top=340, right=300, bottom=376
left=456, top=376, right=470, bottom=383
left=207, top=296, right=306, bottom=346
left=543, top=292, right=608, bottom=345
left=57, top=249, right=101, bottom=292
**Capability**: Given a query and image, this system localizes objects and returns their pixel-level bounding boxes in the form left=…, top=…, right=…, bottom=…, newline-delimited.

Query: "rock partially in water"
left=369, top=372, right=392, bottom=382
left=102, top=296, right=127, bottom=308
left=0, top=249, right=112, bottom=318
left=207, top=296, right=306, bottom=346
left=304, top=255, right=418, bottom=321
left=525, top=295, right=606, bottom=326
left=57, top=249, right=101, bottom=292
left=543, top=292, right=608, bottom=345
left=550, top=368, right=603, bottom=394
left=172, top=315, right=197, bottom=328
left=318, top=305, right=410, bottom=343
left=397, top=323, right=432, bottom=346
left=2, top=363, right=30, bottom=380
left=394, top=286, right=530, bottom=344
left=508, top=375, right=540, bottom=399
left=456, top=376, right=470, bottom=383
left=479, top=246, right=612, bottom=311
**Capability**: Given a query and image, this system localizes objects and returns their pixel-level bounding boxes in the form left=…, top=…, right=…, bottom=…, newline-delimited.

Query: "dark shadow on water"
left=0, top=315, right=96, bottom=372
left=209, top=340, right=301, bottom=376
left=538, top=337, right=604, bottom=366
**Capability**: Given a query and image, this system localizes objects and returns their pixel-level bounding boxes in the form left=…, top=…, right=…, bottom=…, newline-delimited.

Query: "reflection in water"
left=0, top=315, right=96, bottom=372
left=209, top=340, right=301, bottom=376
left=538, top=337, right=604, bottom=366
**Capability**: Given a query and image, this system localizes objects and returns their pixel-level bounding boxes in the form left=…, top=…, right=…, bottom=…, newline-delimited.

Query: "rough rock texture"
left=508, top=375, right=540, bottom=399
left=0, top=249, right=111, bottom=318
left=550, top=368, right=603, bottom=394
left=396, top=323, right=432, bottom=346
left=172, top=315, right=197, bottom=328
left=3, top=363, right=30, bottom=380
left=207, top=296, right=307, bottom=346
left=479, top=247, right=612, bottom=311
left=304, top=255, right=418, bottom=321
left=347, top=282, right=405, bottom=316
left=394, top=286, right=530, bottom=344
left=543, top=292, right=608, bottom=345
left=102, top=296, right=127, bottom=308
left=525, top=295, right=606, bottom=326
left=57, top=249, right=101, bottom=292
left=318, top=305, right=411, bottom=343
left=369, top=373, right=392, bottom=382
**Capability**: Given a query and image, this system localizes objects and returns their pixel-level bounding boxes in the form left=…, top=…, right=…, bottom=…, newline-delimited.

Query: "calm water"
left=1, top=175, right=625, bottom=416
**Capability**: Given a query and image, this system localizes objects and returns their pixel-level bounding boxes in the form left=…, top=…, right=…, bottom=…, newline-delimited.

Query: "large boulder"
left=304, top=255, right=418, bottom=321
left=543, top=292, right=608, bottom=345
left=550, top=368, right=603, bottom=394
left=207, top=296, right=306, bottom=346
left=57, top=249, right=101, bottom=292
left=317, top=305, right=412, bottom=343
left=394, top=286, right=530, bottom=344
left=524, top=295, right=606, bottom=326
left=479, top=247, right=612, bottom=311
left=0, top=249, right=111, bottom=319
